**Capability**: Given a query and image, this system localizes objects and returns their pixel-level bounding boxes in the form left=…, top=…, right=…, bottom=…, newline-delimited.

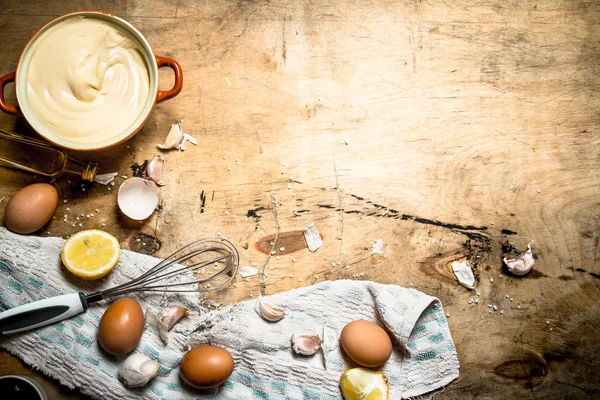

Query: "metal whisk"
left=0, top=237, right=239, bottom=335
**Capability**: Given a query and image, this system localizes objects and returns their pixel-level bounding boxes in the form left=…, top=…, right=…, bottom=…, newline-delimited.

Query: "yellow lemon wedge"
left=61, top=229, right=120, bottom=280
left=340, top=368, right=390, bottom=400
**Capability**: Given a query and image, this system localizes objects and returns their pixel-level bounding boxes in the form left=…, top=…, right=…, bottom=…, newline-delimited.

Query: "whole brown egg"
left=180, top=345, right=234, bottom=389
left=4, top=183, right=58, bottom=234
left=98, top=298, right=145, bottom=356
left=340, top=320, right=393, bottom=367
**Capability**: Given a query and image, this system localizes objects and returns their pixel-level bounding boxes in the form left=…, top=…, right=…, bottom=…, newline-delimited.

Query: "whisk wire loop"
left=96, top=237, right=239, bottom=300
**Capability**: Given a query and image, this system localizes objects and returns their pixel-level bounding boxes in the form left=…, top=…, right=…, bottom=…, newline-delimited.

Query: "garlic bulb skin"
left=118, top=353, right=160, bottom=388
left=504, top=243, right=535, bottom=276
left=291, top=334, right=322, bottom=355
left=255, top=296, right=285, bottom=322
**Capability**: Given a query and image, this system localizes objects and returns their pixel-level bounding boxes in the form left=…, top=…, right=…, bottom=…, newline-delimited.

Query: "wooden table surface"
left=1, top=0, right=600, bottom=398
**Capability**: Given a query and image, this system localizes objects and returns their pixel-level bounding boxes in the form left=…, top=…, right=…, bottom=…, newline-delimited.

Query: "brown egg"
left=340, top=320, right=393, bottom=367
left=180, top=345, right=234, bottom=389
left=98, top=298, right=145, bottom=356
left=4, top=183, right=58, bottom=234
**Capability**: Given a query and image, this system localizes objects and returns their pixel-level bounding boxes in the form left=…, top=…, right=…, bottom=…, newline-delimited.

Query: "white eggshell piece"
left=118, top=177, right=159, bottom=220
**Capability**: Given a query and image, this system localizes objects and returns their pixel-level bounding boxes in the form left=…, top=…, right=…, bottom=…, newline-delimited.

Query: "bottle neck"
left=65, top=158, right=98, bottom=182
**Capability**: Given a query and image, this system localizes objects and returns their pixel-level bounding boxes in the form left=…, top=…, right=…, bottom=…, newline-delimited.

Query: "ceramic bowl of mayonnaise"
left=0, top=11, right=182, bottom=151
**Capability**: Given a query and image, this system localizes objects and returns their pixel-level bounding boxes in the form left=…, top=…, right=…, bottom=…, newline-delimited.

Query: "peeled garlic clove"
left=291, top=334, right=322, bottom=355
left=504, top=243, right=535, bottom=276
left=159, top=306, right=188, bottom=331
left=146, top=155, right=166, bottom=186
left=255, top=296, right=285, bottom=322
left=157, top=122, right=184, bottom=150
left=118, top=353, right=160, bottom=388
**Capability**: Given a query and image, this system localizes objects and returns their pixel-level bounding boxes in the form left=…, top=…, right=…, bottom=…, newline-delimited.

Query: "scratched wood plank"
left=1, top=0, right=600, bottom=399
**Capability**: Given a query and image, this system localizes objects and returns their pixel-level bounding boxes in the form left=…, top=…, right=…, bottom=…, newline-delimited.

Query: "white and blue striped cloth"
left=0, top=227, right=459, bottom=399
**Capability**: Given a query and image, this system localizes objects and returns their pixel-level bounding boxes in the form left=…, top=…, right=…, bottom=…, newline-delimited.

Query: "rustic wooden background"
left=1, top=0, right=600, bottom=398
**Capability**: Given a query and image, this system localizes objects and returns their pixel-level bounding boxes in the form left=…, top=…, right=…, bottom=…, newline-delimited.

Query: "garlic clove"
left=255, top=296, right=285, bottom=322
left=504, top=243, right=535, bottom=276
left=118, top=353, right=160, bottom=388
left=291, top=334, right=322, bottom=355
left=157, top=122, right=184, bottom=150
left=146, top=306, right=188, bottom=343
left=159, top=306, right=188, bottom=331
left=146, top=155, right=166, bottom=186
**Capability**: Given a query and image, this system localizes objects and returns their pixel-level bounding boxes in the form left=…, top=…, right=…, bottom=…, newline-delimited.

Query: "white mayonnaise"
left=26, top=17, right=150, bottom=145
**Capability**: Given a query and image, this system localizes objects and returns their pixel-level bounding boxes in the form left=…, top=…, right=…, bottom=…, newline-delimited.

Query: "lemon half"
left=61, top=229, right=120, bottom=280
left=340, top=368, right=390, bottom=400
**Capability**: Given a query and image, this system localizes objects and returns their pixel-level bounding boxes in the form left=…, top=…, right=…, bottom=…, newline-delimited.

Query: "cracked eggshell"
left=117, top=177, right=158, bottom=220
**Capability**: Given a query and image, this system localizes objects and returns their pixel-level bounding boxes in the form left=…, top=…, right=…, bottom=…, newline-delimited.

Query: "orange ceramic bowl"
left=0, top=11, right=182, bottom=151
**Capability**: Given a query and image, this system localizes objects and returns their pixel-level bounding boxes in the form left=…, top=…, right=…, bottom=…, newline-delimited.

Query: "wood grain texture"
left=1, top=0, right=599, bottom=398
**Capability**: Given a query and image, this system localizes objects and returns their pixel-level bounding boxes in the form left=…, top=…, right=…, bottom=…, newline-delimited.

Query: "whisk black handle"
left=0, top=292, right=88, bottom=335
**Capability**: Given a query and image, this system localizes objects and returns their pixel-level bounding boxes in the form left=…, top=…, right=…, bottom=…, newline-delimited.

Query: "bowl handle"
left=0, top=72, right=19, bottom=115
left=155, top=56, right=183, bottom=103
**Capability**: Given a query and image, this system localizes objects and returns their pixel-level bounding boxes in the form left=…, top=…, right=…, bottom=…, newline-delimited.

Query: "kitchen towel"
left=0, top=227, right=459, bottom=399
